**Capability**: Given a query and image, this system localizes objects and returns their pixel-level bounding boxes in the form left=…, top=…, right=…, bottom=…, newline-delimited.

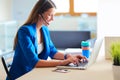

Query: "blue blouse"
left=8, top=23, right=58, bottom=80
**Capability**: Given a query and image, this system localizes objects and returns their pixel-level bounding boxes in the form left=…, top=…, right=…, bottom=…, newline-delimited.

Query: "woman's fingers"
left=76, top=55, right=88, bottom=63
left=67, top=56, right=78, bottom=65
left=66, top=55, right=88, bottom=66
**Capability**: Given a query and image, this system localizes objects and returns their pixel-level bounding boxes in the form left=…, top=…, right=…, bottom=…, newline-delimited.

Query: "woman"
left=8, top=0, right=87, bottom=80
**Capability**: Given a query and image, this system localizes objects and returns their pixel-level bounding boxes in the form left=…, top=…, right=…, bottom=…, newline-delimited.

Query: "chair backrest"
left=1, top=50, right=14, bottom=80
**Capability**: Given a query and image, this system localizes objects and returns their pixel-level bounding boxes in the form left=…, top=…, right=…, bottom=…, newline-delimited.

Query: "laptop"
left=57, top=38, right=103, bottom=70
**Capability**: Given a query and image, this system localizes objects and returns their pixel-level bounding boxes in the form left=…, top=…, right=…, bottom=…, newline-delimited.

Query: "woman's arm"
left=35, top=52, right=72, bottom=67
left=35, top=59, right=70, bottom=67
left=35, top=52, right=88, bottom=67
left=53, top=52, right=71, bottom=60
left=53, top=52, right=64, bottom=60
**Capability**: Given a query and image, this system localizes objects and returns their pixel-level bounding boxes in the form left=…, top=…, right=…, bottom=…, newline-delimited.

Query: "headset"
left=39, top=0, right=49, bottom=25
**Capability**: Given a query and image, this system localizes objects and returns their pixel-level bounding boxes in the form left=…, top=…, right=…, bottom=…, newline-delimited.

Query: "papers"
left=57, top=48, right=92, bottom=56
left=65, top=48, right=92, bottom=55
left=65, top=48, right=82, bottom=55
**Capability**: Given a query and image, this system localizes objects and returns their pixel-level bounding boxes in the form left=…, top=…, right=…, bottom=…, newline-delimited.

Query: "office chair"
left=1, top=50, right=14, bottom=80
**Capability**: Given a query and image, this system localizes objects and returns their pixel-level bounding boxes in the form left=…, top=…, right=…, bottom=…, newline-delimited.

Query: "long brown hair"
left=13, top=0, right=56, bottom=50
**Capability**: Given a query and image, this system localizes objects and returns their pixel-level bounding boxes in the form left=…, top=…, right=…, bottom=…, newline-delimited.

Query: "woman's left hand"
left=75, top=55, right=88, bottom=63
left=66, top=54, right=88, bottom=66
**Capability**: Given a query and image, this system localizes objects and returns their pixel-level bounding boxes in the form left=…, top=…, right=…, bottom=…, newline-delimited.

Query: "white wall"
left=0, top=0, right=12, bottom=21
left=12, top=0, right=37, bottom=22
left=97, top=0, right=120, bottom=60
left=98, top=0, right=120, bottom=37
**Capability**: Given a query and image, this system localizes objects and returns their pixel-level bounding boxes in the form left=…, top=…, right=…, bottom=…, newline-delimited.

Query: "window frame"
left=55, top=0, right=97, bottom=16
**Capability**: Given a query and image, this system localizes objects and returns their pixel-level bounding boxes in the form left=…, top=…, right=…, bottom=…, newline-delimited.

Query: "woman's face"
left=42, top=8, right=56, bottom=26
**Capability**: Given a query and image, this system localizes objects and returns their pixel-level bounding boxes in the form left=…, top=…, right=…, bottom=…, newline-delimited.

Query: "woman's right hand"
left=60, top=56, right=79, bottom=66
left=61, top=54, right=88, bottom=66
left=66, top=55, right=82, bottom=65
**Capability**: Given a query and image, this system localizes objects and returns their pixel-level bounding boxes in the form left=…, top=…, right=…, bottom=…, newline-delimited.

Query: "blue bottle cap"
left=81, top=41, right=90, bottom=47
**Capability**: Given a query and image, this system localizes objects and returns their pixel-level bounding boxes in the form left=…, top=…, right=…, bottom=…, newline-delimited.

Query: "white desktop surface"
left=17, top=59, right=113, bottom=80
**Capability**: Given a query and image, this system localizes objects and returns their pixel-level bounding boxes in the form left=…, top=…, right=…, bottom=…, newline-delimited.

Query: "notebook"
left=57, top=38, right=103, bottom=70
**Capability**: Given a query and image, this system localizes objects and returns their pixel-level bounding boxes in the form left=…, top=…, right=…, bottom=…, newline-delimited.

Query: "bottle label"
left=82, top=47, right=90, bottom=50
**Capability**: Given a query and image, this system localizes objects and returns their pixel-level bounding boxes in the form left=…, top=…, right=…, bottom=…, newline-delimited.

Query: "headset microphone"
left=41, top=14, right=49, bottom=25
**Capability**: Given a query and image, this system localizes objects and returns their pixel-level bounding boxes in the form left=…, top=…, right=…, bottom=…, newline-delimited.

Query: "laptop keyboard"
left=69, top=61, right=88, bottom=67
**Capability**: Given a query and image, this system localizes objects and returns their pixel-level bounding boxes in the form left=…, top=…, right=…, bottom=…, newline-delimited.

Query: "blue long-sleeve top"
left=8, top=23, right=58, bottom=80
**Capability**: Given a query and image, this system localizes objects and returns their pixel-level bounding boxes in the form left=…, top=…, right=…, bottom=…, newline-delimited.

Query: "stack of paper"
left=65, top=48, right=82, bottom=55
left=65, top=48, right=92, bottom=55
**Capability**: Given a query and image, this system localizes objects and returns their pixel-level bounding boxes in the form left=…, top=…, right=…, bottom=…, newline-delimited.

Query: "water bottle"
left=81, top=41, right=90, bottom=58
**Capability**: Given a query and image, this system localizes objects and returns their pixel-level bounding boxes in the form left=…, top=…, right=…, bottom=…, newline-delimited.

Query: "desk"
left=17, top=60, right=113, bottom=80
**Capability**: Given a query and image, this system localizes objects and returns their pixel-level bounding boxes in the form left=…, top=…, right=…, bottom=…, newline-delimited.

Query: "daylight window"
left=74, top=0, right=98, bottom=12
left=52, top=0, right=69, bottom=13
